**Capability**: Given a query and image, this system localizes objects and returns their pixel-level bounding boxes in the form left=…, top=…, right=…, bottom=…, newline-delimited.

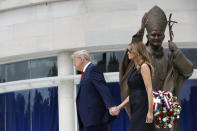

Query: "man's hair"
left=73, top=50, right=91, bottom=62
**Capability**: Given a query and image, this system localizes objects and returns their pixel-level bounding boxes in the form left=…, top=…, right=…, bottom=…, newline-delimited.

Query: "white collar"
left=83, top=62, right=91, bottom=72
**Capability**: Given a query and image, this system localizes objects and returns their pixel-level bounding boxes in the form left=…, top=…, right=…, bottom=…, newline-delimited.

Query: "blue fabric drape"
left=0, top=87, right=58, bottom=131
left=190, top=86, right=197, bottom=131
left=179, top=79, right=197, bottom=131
left=6, top=91, right=31, bottom=131
left=32, top=87, right=59, bottom=131
left=0, top=94, right=5, bottom=131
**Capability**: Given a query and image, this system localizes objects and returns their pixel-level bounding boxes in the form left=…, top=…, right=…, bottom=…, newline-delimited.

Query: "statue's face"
left=147, top=30, right=165, bottom=48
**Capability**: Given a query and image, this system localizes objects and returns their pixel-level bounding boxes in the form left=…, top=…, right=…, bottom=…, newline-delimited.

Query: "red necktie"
left=80, top=72, right=84, bottom=80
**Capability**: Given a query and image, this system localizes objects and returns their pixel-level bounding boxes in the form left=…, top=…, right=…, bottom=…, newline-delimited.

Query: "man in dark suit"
left=73, top=50, right=119, bottom=131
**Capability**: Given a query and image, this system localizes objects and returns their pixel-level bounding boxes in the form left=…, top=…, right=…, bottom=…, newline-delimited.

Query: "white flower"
left=156, top=125, right=160, bottom=128
left=155, top=112, right=160, bottom=116
left=168, top=124, right=172, bottom=128
left=163, top=117, right=167, bottom=122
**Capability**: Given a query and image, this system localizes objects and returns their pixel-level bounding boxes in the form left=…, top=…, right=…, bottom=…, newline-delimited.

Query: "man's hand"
left=168, top=41, right=178, bottom=52
left=109, top=106, right=120, bottom=116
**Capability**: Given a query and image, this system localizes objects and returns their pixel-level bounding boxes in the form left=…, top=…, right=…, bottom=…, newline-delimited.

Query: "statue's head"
left=144, top=6, right=167, bottom=48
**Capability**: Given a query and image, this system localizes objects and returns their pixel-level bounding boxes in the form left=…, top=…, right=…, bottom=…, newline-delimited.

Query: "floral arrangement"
left=153, top=90, right=181, bottom=128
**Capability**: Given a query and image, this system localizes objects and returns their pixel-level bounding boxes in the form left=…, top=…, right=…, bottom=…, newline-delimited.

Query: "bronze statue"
left=119, top=6, right=193, bottom=131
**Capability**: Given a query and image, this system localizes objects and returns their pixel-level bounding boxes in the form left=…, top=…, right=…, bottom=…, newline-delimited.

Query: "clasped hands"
left=109, top=106, right=120, bottom=116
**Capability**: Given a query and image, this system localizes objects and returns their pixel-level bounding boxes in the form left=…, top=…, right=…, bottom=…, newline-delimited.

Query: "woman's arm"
left=118, top=96, right=129, bottom=110
left=140, top=63, right=153, bottom=123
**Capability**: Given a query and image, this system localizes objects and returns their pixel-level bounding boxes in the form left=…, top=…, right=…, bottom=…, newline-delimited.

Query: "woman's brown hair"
left=128, top=42, right=154, bottom=75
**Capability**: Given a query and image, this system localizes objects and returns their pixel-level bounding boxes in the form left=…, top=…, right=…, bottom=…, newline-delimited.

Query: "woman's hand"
left=109, top=106, right=120, bottom=116
left=146, top=111, right=153, bottom=123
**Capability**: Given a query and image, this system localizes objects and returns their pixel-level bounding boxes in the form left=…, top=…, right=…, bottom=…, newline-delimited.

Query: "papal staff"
left=168, top=13, right=178, bottom=42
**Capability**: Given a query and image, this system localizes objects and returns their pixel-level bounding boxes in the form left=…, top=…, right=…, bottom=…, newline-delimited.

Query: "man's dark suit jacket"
left=76, top=63, right=116, bottom=128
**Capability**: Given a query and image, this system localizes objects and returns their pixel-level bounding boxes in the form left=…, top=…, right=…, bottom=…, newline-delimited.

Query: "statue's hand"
left=168, top=41, right=178, bottom=52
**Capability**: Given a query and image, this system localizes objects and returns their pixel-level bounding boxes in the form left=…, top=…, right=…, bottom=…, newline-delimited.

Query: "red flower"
left=160, top=126, right=164, bottom=128
left=173, top=99, right=176, bottom=102
left=159, top=112, right=164, bottom=117
left=167, top=120, right=170, bottom=124
left=174, top=114, right=177, bottom=118
left=173, top=119, right=177, bottom=123
left=156, top=120, right=160, bottom=125
left=168, top=111, right=173, bottom=116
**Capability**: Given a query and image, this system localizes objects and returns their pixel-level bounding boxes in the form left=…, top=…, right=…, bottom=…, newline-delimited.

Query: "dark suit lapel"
left=76, top=63, right=93, bottom=99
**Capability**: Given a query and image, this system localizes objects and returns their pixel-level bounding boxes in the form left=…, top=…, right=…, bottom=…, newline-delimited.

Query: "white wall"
left=0, top=0, right=196, bottom=60
left=0, top=0, right=67, bottom=11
